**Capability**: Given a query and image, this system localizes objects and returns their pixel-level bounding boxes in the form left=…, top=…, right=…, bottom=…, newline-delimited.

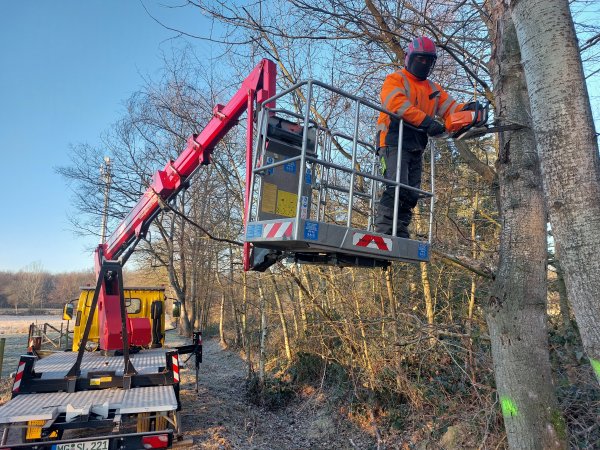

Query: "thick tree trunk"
left=487, top=2, right=567, bottom=448
left=509, top=0, right=600, bottom=382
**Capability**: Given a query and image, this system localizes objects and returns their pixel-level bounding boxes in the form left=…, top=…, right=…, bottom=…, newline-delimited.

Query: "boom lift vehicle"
left=0, top=58, right=481, bottom=449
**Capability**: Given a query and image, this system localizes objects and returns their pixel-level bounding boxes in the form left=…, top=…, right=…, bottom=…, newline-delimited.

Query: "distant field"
left=0, top=314, right=64, bottom=334
left=0, top=308, right=61, bottom=316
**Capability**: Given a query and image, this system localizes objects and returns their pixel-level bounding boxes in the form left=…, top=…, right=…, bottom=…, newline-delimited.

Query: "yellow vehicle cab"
left=64, top=286, right=166, bottom=351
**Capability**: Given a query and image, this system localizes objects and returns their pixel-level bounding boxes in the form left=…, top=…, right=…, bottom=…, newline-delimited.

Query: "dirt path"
left=179, top=339, right=376, bottom=450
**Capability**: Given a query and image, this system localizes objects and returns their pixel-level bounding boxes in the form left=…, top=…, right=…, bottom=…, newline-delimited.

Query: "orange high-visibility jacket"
left=377, top=68, right=464, bottom=149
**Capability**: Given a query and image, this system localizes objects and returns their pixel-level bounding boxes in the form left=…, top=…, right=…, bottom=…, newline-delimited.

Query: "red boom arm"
left=93, top=59, right=276, bottom=352
left=101, top=58, right=276, bottom=261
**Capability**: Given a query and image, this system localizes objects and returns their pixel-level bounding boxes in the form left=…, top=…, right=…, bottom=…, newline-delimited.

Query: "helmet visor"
left=407, top=54, right=437, bottom=80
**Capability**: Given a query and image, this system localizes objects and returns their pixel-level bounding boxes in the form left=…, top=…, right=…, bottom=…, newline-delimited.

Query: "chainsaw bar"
left=455, top=124, right=525, bottom=140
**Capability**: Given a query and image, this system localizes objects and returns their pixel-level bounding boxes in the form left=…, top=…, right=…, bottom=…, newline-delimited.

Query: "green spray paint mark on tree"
left=500, top=396, right=519, bottom=417
left=550, top=409, right=567, bottom=440
left=590, top=358, right=600, bottom=383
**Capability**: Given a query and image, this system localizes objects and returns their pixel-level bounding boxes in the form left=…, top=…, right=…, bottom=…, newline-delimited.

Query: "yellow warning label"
left=26, top=420, right=44, bottom=440
left=261, top=182, right=277, bottom=214
left=90, top=376, right=113, bottom=386
left=276, top=191, right=298, bottom=217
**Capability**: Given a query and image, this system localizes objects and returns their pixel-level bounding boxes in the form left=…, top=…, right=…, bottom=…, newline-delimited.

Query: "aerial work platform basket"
left=245, top=80, right=435, bottom=270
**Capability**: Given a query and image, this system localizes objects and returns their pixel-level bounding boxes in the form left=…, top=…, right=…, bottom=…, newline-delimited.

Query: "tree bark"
left=242, top=271, right=252, bottom=378
left=258, top=284, right=267, bottom=385
left=219, top=293, right=227, bottom=347
left=272, top=279, right=292, bottom=362
left=486, top=2, right=567, bottom=448
left=510, top=0, right=600, bottom=383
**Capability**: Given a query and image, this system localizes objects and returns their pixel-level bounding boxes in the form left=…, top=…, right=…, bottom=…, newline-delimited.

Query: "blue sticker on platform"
left=284, top=161, right=297, bottom=173
left=266, top=157, right=274, bottom=175
left=418, top=242, right=429, bottom=259
left=305, top=168, right=312, bottom=184
left=304, top=221, right=319, bottom=240
left=246, top=224, right=263, bottom=239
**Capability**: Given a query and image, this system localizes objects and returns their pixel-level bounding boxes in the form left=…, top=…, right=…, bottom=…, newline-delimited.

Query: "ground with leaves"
left=179, top=338, right=377, bottom=450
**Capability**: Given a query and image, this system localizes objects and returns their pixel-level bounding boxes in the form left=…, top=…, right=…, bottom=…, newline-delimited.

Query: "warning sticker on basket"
left=304, top=221, right=319, bottom=240
left=263, top=221, right=294, bottom=239
left=261, top=182, right=277, bottom=214
left=284, top=161, right=297, bottom=173
left=418, top=242, right=429, bottom=259
left=246, top=224, right=264, bottom=239
left=276, top=190, right=297, bottom=217
left=352, top=233, right=392, bottom=251
left=300, top=196, right=309, bottom=219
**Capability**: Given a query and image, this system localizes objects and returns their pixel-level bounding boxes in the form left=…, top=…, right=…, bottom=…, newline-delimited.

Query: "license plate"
left=53, top=439, right=109, bottom=450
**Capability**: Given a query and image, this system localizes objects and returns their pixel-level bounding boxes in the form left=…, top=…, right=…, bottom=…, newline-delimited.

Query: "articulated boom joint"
left=212, top=104, right=227, bottom=120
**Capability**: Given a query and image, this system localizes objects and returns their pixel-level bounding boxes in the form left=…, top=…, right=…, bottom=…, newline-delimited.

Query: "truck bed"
left=33, top=348, right=172, bottom=379
left=0, top=385, right=177, bottom=424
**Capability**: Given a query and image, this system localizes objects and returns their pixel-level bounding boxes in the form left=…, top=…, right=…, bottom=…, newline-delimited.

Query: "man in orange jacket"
left=375, top=36, right=475, bottom=238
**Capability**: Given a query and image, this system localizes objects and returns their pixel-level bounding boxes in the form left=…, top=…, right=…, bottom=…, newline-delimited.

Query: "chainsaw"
left=443, top=101, right=525, bottom=140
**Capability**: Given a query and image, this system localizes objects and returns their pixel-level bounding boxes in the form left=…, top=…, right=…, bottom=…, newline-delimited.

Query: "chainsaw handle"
left=450, top=101, right=489, bottom=138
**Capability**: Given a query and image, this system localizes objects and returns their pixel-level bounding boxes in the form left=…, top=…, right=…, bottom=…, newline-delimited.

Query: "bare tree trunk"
left=420, top=262, right=434, bottom=327
left=466, top=191, right=479, bottom=376
left=231, top=296, right=242, bottom=346
left=486, top=2, right=567, bottom=448
left=258, top=284, right=267, bottom=385
left=228, top=245, right=242, bottom=346
left=242, top=271, right=252, bottom=378
left=179, top=302, right=191, bottom=336
left=415, top=211, right=434, bottom=327
left=272, top=279, right=292, bottom=362
left=285, top=281, right=300, bottom=338
left=219, top=293, right=227, bottom=347
left=350, top=270, right=374, bottom=384
left=384, top=268, right=399, bottom=344
left=510, top=0, right=600, bottom=383
left=297, top=267, right=308, bottom=334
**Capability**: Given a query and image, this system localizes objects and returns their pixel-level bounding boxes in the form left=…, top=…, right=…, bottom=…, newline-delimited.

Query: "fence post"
left=0, top=337, right=5, bottom=378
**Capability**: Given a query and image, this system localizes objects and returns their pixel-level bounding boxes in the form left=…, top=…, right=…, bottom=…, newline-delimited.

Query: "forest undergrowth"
left=241, top=330, right=599, bottom=449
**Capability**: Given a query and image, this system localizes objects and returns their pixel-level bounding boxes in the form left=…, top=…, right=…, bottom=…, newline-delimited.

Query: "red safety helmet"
left=405, top=36, right=437, bottom=80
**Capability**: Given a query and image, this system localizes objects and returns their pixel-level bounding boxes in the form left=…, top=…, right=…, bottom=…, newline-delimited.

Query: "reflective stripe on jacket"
left=377, top=68, right=464, bottom=149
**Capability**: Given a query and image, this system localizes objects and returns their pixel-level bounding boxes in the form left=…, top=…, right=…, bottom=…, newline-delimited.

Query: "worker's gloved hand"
left=462, top=101, right=483, bottom=111
left=421, top=116, right=445, bottom=137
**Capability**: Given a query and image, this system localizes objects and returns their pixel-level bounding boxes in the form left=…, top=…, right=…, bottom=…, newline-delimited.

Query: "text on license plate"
left=53, top=439, right=109, bottom=450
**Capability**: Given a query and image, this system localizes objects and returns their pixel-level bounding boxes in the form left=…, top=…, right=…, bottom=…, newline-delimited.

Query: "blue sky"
left=0, top=1, right=211, bottom=273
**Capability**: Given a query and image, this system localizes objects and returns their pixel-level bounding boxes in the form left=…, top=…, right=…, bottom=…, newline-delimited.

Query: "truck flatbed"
left=34, top=348, right=173, bottom=379
left=0, top=385, right=177, bottom=424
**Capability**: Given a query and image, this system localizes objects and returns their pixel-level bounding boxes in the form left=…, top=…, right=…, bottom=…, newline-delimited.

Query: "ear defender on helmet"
left=405, top=36, right=437, bottom=80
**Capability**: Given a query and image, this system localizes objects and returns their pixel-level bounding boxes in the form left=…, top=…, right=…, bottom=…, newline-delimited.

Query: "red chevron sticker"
left=353, top=233, right=392, bottom=251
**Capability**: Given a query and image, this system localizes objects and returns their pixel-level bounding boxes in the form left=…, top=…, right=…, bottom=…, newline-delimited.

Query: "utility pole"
left=100, top=157, right=112, bottom=244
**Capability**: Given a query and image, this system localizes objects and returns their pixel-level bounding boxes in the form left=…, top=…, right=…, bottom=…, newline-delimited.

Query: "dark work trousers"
left=374, top=145, right=424, bottom=237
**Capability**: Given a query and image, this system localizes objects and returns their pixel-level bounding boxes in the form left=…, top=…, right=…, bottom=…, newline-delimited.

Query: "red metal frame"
left=93, top=59, right=276, bottom=351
